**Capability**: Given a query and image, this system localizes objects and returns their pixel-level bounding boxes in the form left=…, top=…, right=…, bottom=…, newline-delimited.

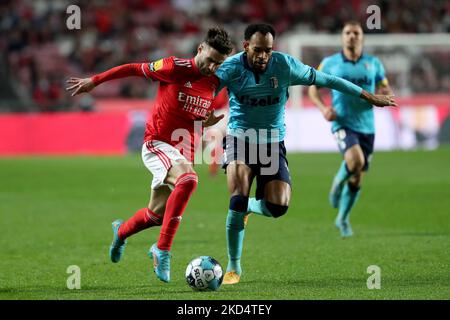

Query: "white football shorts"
left=142, top=140, right=187, bottom=189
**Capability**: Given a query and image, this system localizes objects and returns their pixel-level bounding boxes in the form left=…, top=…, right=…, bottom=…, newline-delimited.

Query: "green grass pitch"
left=0, top=148, right=449, bottom=300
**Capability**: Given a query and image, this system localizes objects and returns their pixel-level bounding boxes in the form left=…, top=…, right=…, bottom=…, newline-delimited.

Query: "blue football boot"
left=148, top=243, right=171, bottom=283
left=335, top=217, right=354, bottom=238
left=109, top=219, right=126, bottom=263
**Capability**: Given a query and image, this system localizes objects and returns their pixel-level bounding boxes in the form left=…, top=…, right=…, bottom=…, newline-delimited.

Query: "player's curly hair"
left=204, top=27, right=234, bottom=55
left=244, top=23, right=276, bottom=40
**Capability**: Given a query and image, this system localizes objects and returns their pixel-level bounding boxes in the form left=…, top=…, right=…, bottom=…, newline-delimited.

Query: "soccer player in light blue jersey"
left=309, top=21, right=394, bottom=238
left=215, top=23, right=396, bottom=284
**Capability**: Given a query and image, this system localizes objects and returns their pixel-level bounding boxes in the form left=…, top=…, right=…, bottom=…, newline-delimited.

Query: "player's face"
left=196, top=44, right=228, bottom=76
left=342, top=25, right=363, bottom=50
left=244, top=32, right=274, bottom=73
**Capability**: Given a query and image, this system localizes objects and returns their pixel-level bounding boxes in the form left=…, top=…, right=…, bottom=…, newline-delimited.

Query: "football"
left=185, top=256, right=224, bottom=291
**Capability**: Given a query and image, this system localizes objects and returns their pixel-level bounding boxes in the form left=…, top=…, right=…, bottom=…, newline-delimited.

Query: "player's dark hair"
left=244, top=23, right=276, bottom=40
left=204, top=27, right=233, bottom=55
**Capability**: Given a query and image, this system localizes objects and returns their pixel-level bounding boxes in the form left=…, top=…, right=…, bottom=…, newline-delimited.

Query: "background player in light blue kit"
left=215, top=23, right=396, bottom=284
left=309, top=21, right=394, bottom=238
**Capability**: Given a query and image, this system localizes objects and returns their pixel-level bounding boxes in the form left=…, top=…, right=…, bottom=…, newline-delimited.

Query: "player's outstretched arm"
left=308, top=85, right=337, bottom=121
left=314, top=70, right=397, bottom=107
left=66, top=63, right=147, bottom=96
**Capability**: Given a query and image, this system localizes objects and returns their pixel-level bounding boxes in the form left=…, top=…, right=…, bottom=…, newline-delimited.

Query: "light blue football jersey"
left=215, top=51, right=317, bottom=143
left=318, top=52, right=387, bottom=134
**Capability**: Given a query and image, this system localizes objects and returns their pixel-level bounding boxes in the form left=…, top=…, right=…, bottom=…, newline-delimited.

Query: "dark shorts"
left=222, top=135, right=291, bottom=200
left=333, top=127, right=375, bottom=171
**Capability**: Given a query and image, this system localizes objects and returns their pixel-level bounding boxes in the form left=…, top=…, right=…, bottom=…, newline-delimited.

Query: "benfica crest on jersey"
left=270, top=77, right=278, bottom=88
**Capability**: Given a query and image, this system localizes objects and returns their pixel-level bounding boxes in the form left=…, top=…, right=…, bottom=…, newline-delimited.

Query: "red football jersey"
left=91, top=57, right=221, bottom=161
left=143, top=57, right=220, bottom=161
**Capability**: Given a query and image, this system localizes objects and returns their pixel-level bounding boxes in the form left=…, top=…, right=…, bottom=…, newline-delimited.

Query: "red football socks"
left=118, top=207, right=162, bottom=240
left=157, top=173, right=198, bottom=251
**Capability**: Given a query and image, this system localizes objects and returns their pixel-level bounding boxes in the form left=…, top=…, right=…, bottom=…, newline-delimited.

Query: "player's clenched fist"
left=322, top=107, right=337, bottom=121
left=66, top=77, right=95, bottom=96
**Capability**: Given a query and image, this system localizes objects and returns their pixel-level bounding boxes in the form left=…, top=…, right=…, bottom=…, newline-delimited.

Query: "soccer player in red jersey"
left=66, top=28, right=233, bottom=283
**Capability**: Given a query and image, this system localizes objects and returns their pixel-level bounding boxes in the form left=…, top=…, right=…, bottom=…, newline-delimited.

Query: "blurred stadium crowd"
left=1, top=0, right=449, bottom=112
